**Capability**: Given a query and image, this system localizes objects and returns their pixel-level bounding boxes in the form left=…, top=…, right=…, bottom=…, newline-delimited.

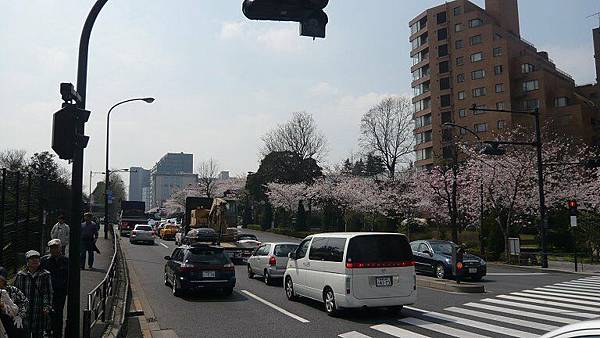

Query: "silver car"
left=247, top=242, right=298, bottom=285
left=130, top=224, right=155, bottom=245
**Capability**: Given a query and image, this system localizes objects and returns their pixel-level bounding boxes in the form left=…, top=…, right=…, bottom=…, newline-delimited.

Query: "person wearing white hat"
left=41, top=240, right=68, bottom=338
left=13, top=250, right=52, bottom=337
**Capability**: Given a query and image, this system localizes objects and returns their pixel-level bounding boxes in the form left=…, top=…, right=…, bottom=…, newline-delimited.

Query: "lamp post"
left=89, top=170, right=104, bottom=211
left=105, top=98, right=154, bottom=238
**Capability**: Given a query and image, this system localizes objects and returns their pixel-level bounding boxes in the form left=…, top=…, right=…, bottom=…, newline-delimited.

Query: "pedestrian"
left=0, top=267, right=27, bottom=338
left=13, top=250, right=52, bottom=338
left=50, top=215, right=69, bottom=256
left=41, top=239, right=68, bottom=338
left=80, top=212, right=99, bottom=270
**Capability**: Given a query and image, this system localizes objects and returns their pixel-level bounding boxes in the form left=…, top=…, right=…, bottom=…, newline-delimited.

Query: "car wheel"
left=223, top=287, right=234, bottom=296
left=435, top=264, right=446, bottom=279
left=172, top=279, right=182, bottom=297
left=324, top=287, right=338, bottom=316
left=264, top=269, right=272, bottom=285
left=285, top=277, right=297, bottom=301
left=247, top=265, right=254, bottom=279
left=164, top=273, right=170, bottom=286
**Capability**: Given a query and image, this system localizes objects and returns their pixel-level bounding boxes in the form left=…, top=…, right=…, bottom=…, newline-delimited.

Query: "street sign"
left=570, top=215, right=577, bottom=227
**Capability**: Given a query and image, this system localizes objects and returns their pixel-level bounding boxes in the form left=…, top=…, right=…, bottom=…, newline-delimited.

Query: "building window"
left=474, top=123, right=488, bottom=132
left=473, top=105, right=487, bottom=114
left=455, top=39, right=464, bottom=49
left=437, top=12, right=447, bottom=24
left=470, top=52, right=483, bottom=62
left=416, top=147, right=433, bottom=161
left=495, top=83, right=504, bottom=93
left=459, top=108, right=466, bottom=117
left=472, top=87, right=487, bottom=97
left=414, top=98, right=431, bottom=112
left=416, top=130, right=433, bottom=144
left=469, top=18, right=483, bottom=28
left=496, top=102, right=504, bottom=110
left=497, top=120, right=506, bottom=129
left=523, top=98, right=540, bottom=111
left=441, top=111, right=452, bottom=123
left=439, top=60, right=449, bottom=73
left=438, top=44, right=449, bottom=57
left=521, top=63, right=535, bottom=73
left=441, top=94, right=451, bottom=107
left=469, top=35, right=482, bottom=45
left=415, top=113, right=432, bottom=128
left=522, top=80, right=539, bottom=92
left=413, top=81, right=430, bottom=96
left=554, top=96, right=569, bottom=107
left=458, top=91, right=465, bottom=100
left=471, top=69, right=485, bottom=80
left=457, top=73, right=465, bottom=83
left=440, top=77, right=451, bottom=90
left=493, top=47, right=503, bottom=57
left=453, top=6, right=462, bottom=16
left=494, top=65, right=503, bottom=75
left=456, top=56, right=464, bottom=66
left=438, top=28, right=448, bottom=41
left=455, top=23, right=463, bottom=32
left=412, top=65, right=430, bottom=80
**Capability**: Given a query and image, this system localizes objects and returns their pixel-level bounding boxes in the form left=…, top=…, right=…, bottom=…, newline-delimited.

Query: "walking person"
left=13, top=251, right=52, bottom=338
left=80, top=212, right=99, bottom=270
left=0, top=267, right=27, bottom=338
left=41, top=240, right=68, bottom=338
left=50, top=215, right=70, bottom=256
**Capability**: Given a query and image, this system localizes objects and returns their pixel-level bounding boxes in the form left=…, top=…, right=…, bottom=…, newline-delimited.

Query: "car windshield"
left=274, top=244, right=298, bottom=257
left=186, top=249, right=230, bottom=265
left=238, top=234, right=257, bottom=241
left=347, top=235, right=413, bottom=263
left=430, top=242, right=456, bottom=255
left=136, top=225, right=152, bottom=231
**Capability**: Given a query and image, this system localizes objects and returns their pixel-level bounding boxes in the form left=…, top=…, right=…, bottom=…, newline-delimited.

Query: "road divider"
left=241, top=290, right=310, bottom=323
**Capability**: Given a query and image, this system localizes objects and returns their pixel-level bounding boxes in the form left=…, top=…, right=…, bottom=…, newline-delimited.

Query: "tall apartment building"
left=410, top=0, right=600, bottom=168
left=128, top=167, right=150, bottom=202
left=149, top=152, right=197, bottom=207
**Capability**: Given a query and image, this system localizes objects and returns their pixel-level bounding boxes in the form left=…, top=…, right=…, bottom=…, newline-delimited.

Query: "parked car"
left=247, top=242, right=298, bottom=285
left=163, top=243, right=236, bottom=296
left=182, top=228, right=218, bottom=245
left=410, top=239, right=486, bottom=281
left=221, top=227, right=241, bottom=242
left=541, top=319, right=600, bottom=338
left=284, top=233, right=416, bottom=316
left=160, top=224, right=180, bottom=240
left=130, top=224, right=155, bottom=245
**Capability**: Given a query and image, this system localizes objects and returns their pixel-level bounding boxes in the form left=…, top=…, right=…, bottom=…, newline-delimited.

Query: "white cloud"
left=219, top=21, right=245, bottom=40
left=308, top=82, right=339, bottom=97
left=256, top=26, right=304, bottom=53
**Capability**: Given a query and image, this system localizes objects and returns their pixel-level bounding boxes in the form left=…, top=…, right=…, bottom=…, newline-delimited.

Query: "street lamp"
left=105, top=97, right=154, bottom=238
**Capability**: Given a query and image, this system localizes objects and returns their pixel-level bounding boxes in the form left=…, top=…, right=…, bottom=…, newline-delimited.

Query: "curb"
left=487, top=262, right=600, bottom=276
left=417, top=276, right=485, bottom=293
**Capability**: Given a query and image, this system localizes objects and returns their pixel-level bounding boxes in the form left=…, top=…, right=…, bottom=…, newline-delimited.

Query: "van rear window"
left=347, top=235, right=413, bottom=263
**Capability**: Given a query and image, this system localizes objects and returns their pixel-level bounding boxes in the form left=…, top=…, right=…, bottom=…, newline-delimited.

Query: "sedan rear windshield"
left=185, top=249, right=230, bottom=265
left=347, top=235, right=413, bottom=263
left=135, top=226, right=152, bottom=231
left=274, top=244, right=298, bottom=257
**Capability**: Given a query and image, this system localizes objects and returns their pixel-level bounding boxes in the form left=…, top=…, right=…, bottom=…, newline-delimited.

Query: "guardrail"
left=83, top=226, right=118, bottom=338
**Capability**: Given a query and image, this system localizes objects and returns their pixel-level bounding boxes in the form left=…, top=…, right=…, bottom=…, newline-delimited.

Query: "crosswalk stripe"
left=444, top=306, right=559, bottom=332
left=523, top=289, right=600, bottom=301
left=579, top=277, right=600, bottom=282
left=371, top=324, right=429, bottom=338
left=338, top=331, right=372, bottom=338
left=561, top=280, right=600, bottom=287
left=511, top=291, right=600, bottom=307
left=497, top=295, right=600, bottom=313
left=481, top=298, right=598, bottom=319
left=539, top=286, right=600, bottom=296
left=464, top=302, right=579, bottom=324
left=399, top=317, right=490, bottom=338
left=553, top=283, right=600, bottom=291
left=420, top=310, right=538, bottom=338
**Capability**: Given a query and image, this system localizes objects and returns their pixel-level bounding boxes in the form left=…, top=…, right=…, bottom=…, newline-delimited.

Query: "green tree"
left=364, top=154, right=386, bottom=177
left=352, top=159, right=365, bottom=176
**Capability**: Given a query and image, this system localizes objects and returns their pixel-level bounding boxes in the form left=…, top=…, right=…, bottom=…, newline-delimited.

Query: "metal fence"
left=0, top=168, right=71, bottom=274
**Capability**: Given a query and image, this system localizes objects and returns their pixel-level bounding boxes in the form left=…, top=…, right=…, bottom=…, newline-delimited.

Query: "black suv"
left=164, top=243, right=236, bottom=297
left=410, top=240, right=486, bottom=281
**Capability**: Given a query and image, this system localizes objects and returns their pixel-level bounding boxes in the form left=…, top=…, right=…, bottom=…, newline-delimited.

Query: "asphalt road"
left=123, top=230, right=599, bottom=338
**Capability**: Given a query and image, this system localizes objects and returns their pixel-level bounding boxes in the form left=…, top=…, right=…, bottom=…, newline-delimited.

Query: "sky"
left=1, top=0, right=599, bottom=193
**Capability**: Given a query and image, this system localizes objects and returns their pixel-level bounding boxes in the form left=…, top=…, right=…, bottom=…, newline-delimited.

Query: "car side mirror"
left=288, top=252, right=296, bottom=260
left=164, top=256, right=171, bottom=260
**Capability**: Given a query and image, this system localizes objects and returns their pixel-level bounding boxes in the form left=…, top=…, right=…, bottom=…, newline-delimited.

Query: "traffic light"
left=51, top=103, right=90, bottom=160
left=568, top=200, right=577, bottom=216
left=452, top=245, right=464, bottom=281
left=242, top=0, right=329, bottom=38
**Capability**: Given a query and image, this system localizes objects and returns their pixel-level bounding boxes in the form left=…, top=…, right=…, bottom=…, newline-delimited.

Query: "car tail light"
left=224, top=263, right=235, bottom=271
left=268, top=255, right=276, bottom=266
left=132, top=230, right=137, bottom=235
left=179, top=264, right=194, bottom=273
left=345, top=260, right=415, bottom=269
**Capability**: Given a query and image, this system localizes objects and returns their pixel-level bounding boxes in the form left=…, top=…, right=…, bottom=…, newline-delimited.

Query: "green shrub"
left=247, top=224, right=262, bottom=231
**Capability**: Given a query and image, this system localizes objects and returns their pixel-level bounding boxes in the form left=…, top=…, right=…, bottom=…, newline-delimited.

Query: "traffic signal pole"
left=66, top=1, right=108, bottom=337
left=533, top=110, right=549, bottom=269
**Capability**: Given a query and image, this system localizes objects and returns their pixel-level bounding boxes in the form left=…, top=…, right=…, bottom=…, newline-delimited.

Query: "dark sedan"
left=410, top=240, right=486, bottom=281
left=164, top=243, right=236, bottom=296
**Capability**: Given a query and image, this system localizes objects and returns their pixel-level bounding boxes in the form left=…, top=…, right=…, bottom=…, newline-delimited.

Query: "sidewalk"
left=489, top=259, right=600, bottom=275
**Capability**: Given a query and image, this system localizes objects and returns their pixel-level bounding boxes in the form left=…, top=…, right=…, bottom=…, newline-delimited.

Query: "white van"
left=283, top=232, right=416, bottom=316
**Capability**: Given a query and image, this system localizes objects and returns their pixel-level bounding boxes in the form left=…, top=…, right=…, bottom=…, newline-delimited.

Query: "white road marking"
left=511, top=291, right=600, bottom=307
left=523, top=289, right=600, bottom=301
left=159, top=242, right=169, bottom=249
left=561, top=280, right=600, bottom=286
left=553, top=283, right=600, bottom=291
left=371, top=324, right=429, bottom=338
left=464, top=302, right=579, bottom=324
left=399, top=316, right=490, bottom=338
left=445, top=306, right=558, bottom=332
left=538, top=286, right=600, bottom=296
left=241, top=290, right=309, bottom=323
left=497, top=294, right=600, bottom=312
left=338, top=331, right=372, bottom=338
left=486, top=273, right=547, bottom=276
left=481, top=299, right=598, bottom=318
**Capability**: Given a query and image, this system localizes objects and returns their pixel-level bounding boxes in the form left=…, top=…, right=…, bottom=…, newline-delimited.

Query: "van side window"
left=296, top=239, right=311, bottom=259
left=327, top=238, right=346, bottom=262
left=309, top=238, right=346, bottom=262
left=309, top=238, right=328, bottom=261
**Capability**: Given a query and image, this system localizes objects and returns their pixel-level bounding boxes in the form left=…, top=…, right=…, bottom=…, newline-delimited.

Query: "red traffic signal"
left=567, top=200, right=577, bottom=208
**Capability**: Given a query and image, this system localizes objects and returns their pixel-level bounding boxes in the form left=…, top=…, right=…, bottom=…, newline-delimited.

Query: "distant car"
left=284, top=233, right=416, bottom=316
left=160, top=224, right=179, bottom=240
left=221, top=227, right=241, bottom=242
left=410, top=240, right=486, bottom=281
left=540, top=319, right=600, bottom=338
left=130, top=224, right=155, bottom=245
left=183, top=228, right=218, bottom=245
left=163, top=243, right=236, bottom=297
left=247, top=242, right=298, bottom=285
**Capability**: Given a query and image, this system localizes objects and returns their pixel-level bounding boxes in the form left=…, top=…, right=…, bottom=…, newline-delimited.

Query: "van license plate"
left=202, top=271, right=216, bottom=278
left=469, top=268, right=477, bottom=274
left=376, top=276, right=392, bottom=287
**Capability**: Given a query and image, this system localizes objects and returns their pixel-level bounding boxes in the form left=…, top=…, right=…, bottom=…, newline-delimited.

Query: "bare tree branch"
left=0, top=149, right=28, bottom=171
left=197, top=158, right=220, bottom=198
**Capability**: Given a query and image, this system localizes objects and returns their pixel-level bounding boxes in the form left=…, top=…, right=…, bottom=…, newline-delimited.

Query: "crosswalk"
left=338, top=275, right=600, bottom=338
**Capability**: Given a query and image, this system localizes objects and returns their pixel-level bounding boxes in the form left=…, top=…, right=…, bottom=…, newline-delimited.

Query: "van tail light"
left=224, top=263, right=235, bottom=272
left=345, top=260, right=416, bottom=269
left=268, top=255, right=277, bottom=266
